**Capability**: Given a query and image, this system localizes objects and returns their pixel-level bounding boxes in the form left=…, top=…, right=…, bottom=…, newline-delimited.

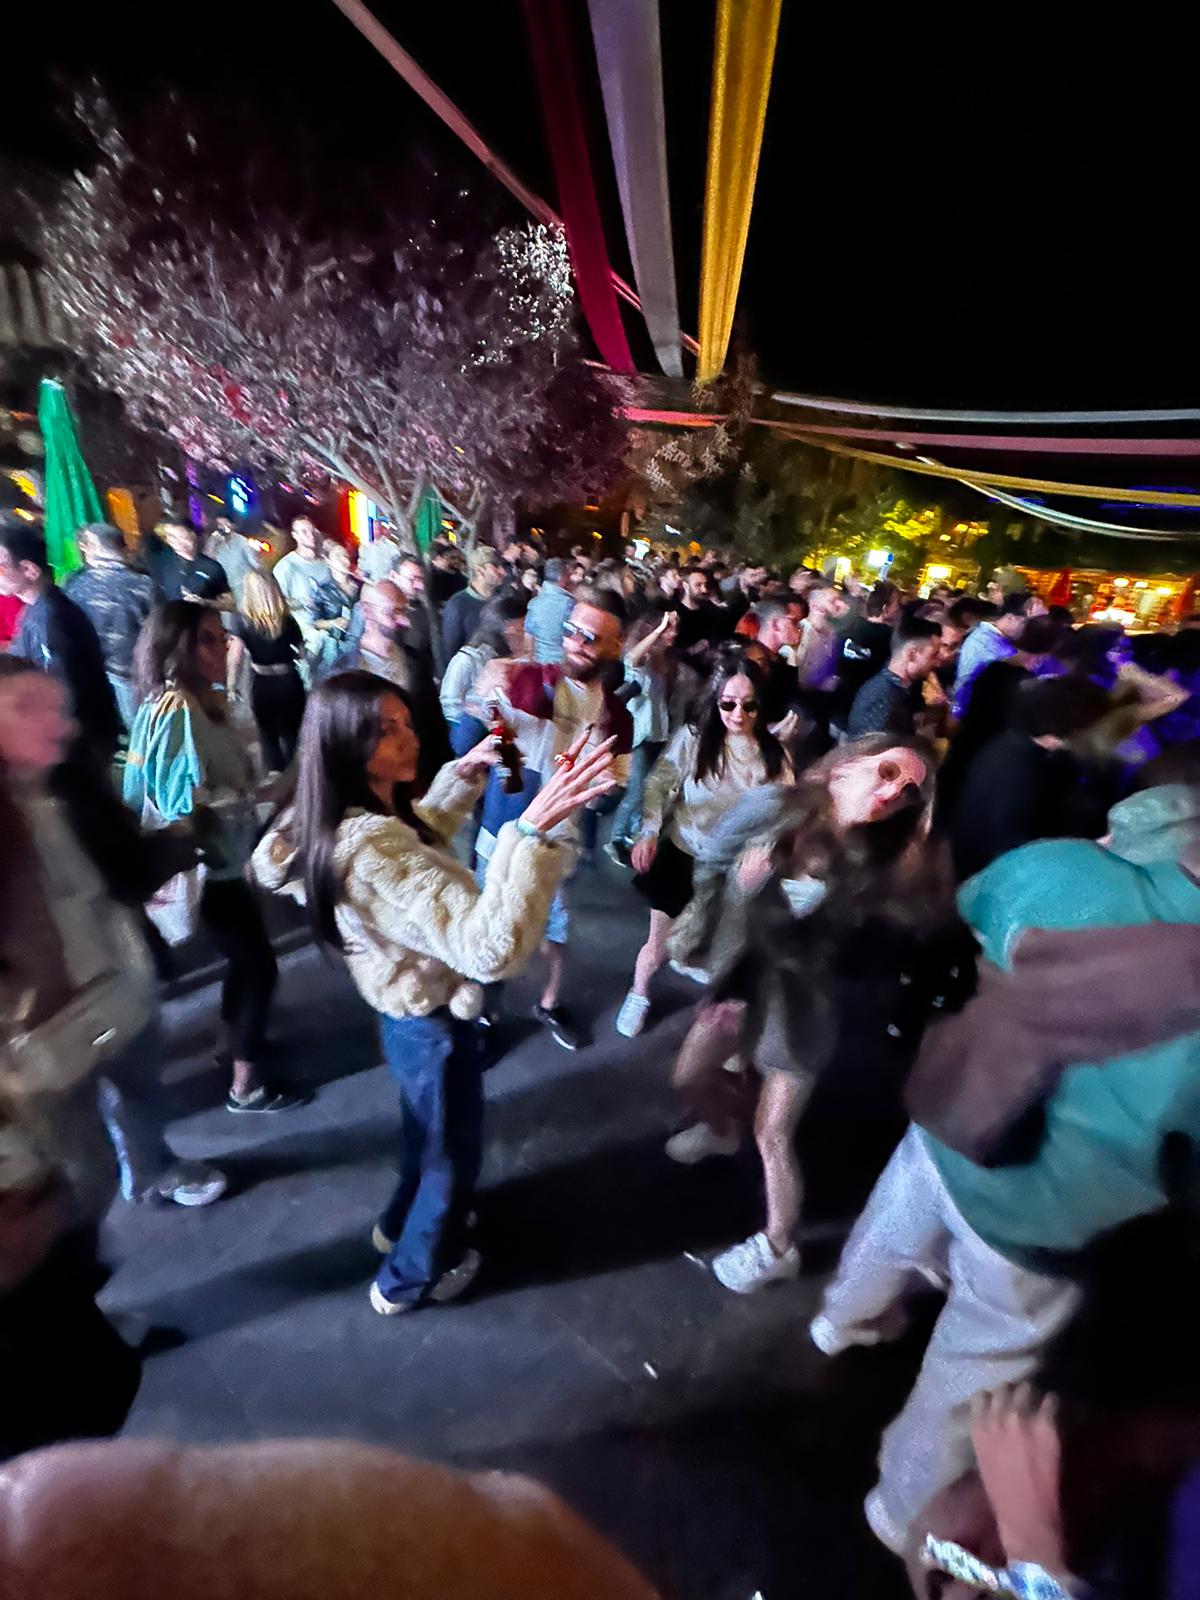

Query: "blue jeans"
left=608, top=741, right=664, bottom=845
left=375, top=1011, right=488, bottom=1305
left=98, top=1022, right=177, bottom=1202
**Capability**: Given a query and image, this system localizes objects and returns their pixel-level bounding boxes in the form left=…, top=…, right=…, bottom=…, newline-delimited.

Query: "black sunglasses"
left=718, top=697, right=759, bottom=712
left=563, top=621, right=598, bottom=644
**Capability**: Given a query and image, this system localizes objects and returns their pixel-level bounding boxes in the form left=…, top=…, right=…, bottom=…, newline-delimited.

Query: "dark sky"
left=5, top=1, right=1199, bottom=412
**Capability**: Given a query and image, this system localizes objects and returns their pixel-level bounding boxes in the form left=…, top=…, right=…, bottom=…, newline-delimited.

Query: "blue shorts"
left=474, top=857, right=569, bottom=946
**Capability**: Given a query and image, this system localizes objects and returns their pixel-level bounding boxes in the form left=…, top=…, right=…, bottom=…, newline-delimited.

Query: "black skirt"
left=633, top=834, right=696, bottom=918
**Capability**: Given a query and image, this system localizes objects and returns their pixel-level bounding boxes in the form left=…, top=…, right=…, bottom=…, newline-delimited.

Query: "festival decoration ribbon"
left=587, top=0, right=682, bottom=376
left=782, top=429, right=1200, bottom=508
left=38, top=378, right=101, bottom=581
left=773, top=391, right=1200, bottom=425
left=697, top=0, right=783, bottom=383
left=521, top=0, right=635, bottom=374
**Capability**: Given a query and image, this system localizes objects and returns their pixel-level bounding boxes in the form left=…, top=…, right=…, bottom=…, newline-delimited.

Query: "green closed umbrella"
left=38, top=377, right=102, bottom=582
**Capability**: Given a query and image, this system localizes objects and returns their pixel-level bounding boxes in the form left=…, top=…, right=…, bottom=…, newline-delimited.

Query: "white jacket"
left=253, top=762, right=568, bottom=1021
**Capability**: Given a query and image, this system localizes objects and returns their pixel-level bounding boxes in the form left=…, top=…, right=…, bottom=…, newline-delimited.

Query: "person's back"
left=16, top=585, right=120, bottom=761
left=64, top=526, right=155, bottom=685
left=927, top=800, right=1200, bottom=1270
left=526, top=573, right=573, bottom=663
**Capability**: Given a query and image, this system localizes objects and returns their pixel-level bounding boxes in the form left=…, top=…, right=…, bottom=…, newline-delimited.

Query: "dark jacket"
left=63, top=562, right=154, bottom=680
left=836, top=617, right=893, bottom=711
left=847, top=667, right=918, bottom=738
left=440, top=588, right=486, bottom=662
left=950, top=729, right=1104, bottom=882
left=10, top=586, right=121, bottom=760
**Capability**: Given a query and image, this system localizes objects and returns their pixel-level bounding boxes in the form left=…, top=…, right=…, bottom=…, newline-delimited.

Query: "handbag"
left=145, top=863, right=206, bottom=946
left=1, top=972, right=149, bottom=1100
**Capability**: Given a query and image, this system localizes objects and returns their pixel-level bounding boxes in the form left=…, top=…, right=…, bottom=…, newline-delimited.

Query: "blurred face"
left=195, top=613, right=229, bottom=685
left=502, top=616, right=530, bottom=655
left=938, top=623, right=967, bottom=665
left=809, top=588, right=849, bottom=625
left=896, top=636, right=943, bottom=681
left=759, top=611, right=800, bottom=655
left=1024, top=594, right=1049, bottom=619
left=717, top=672, right=759, bottom=736
left=363, top=581, right=406, bottom=638
left=474, top=559, right=505, bottom=598
left=163, top=523, right=198, bottom=562
left=395, top=559, right=425, bottom=601
left=326, top=543, right=353, bottom=584
left=520, top=567, right=540, bottom=594
left=292, top=519, right=320, bottom=560
left=658, top=568, right=682, bottom=598
left=563, top=602, right=622, bottom=682
left=685, top=571, right=710, bottom=603
left=0, top=671, right=72, bottom=773
left=789, top=569, right=819, bottom=597
left=367, top=692, right=419, bottom=788
left=827, top=746, right=929, bottom=830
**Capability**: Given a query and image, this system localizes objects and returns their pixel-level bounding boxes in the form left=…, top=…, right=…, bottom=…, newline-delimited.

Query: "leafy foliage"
left=40, top=92, right=627, bottom=541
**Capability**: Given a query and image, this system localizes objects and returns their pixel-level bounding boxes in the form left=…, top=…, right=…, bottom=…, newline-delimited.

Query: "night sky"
left=5, top=2, right=1198, bottom=411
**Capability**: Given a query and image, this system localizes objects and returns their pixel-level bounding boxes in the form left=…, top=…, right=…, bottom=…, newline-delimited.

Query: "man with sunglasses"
left=470, top=591, right=633, bottom=1049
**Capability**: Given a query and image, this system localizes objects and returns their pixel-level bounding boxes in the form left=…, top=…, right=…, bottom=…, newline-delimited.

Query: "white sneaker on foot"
left=712, top=1231, right=800, bottom=1293
left=615, top=991, right=651, bottom=1038
left=156, top=1162, right=228, bottom=1208
left=668, top=959, right=710, bottom=986
left=369, top=1281, right=416, bottom=1316
left=665, top=1123, right=740, bottom=1165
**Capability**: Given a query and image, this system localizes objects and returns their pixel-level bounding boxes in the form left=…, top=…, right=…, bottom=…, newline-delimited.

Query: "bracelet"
left=516, top=818, right=554, bottom=845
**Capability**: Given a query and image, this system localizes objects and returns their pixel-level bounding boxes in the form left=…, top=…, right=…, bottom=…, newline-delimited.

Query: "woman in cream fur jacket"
left=254, top=670, right=615, bottom=1316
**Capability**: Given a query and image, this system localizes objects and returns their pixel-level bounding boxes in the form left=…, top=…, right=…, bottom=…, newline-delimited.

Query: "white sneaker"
left=157, top=1162, right=228, bottom=1208
left=369, top=1281, right=416, bottom=1316
left=668, top=959, right=710, bottom=986
left=712, top=1231, right=800, bottom=1293
left=615, top=991, right=651, bottom=1038
left=665, top=1123, right=740, bottom=1165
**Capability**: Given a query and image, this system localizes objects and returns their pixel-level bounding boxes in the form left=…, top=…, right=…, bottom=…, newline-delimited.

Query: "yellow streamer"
left=697, top=0, right=783, bottom=384
left=782, top=430, right=1200, bottom=508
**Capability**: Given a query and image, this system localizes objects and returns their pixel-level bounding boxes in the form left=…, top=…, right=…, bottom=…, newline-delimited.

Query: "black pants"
left=200, top=878, right=278, bottom=1066
left=0, top=1229, right=140, bottom=1461
left=251, top=670, right=306, bottom=772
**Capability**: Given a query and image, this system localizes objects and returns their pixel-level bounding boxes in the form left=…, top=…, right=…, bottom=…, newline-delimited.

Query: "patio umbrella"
left=38, top=377, right=102, bottom=581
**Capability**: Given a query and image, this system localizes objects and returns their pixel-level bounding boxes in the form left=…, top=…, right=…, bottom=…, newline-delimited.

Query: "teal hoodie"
left=925, top=785, right=1200, bottom=1272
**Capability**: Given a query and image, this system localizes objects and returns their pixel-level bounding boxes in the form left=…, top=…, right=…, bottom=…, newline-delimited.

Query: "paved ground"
left=101, top=862, right=921, bottom=1600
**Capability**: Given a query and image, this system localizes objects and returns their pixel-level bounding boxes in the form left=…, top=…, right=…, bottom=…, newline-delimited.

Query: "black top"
left=836, top=617, right=894, bottom=711
left=230, top=612, right=303, bottom=667
left=144, top=538, right=231, bottom=603
left=847, top=668, right=918, bottom=738
left=440, top=587, right=485, bottom=661
left=949, top=728, right=1104, bottom=882
left=10, top=585, right=121, bottom=758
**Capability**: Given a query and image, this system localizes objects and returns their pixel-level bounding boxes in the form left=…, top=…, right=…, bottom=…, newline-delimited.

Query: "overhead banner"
left=588, top=0, right=682, bottom=376
left=522, top=0, right=635, bottom=375
left=697, top=0, right=783, bottom=383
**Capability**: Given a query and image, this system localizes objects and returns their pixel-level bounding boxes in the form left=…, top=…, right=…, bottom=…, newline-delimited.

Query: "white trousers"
left=811, top=1124, right=1081, bottom=1555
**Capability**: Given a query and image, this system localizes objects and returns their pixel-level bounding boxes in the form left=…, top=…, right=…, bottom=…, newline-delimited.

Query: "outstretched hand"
left=522, top=729, right=617, bottom=835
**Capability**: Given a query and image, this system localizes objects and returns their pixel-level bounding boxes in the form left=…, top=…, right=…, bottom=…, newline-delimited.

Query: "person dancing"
left=254, top=672, right=615, bottom=1314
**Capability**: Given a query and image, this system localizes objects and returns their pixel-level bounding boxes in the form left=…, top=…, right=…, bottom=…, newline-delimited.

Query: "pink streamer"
left=521, top=0, right=636, bottom=375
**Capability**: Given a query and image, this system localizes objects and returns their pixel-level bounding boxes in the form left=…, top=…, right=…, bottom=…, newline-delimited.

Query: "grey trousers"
left=810, top=1124, right=1080, bottom=1556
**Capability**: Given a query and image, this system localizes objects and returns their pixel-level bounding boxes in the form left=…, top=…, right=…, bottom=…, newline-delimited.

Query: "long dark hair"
left=291, top=671, right=434, bottom=951
left=691, top=650, right=786, bottom=785
left=466, top=592, right=529, bottom=658
left=133, top=601, right=213, bottom=706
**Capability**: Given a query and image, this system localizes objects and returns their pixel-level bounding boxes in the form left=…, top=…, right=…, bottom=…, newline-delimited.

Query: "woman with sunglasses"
left=615, top=652, right=791, bottom=1039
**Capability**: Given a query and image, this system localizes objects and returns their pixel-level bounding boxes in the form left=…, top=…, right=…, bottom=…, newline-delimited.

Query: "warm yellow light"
left=939, top=533, right=952, bottom=541
left=1156, top=585, right=1175, bottom=595
left=925, top=564, right=952, bottom=582
left=8, top=470, right=37, bottom=499
left=591, top=530, right=602, bottom=539
left=1134, top=581, right=1148, bottom=589
left=12, top=507, right=34, bottom=522
left=1113, top=577, right=1130, bottom=588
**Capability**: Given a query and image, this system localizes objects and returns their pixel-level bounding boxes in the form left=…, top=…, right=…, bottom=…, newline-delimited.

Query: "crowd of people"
left=3, top=504, right=1200, bottom=1599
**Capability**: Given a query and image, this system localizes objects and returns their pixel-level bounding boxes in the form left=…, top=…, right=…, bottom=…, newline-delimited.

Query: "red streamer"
left=521, top=1, right=635, bottom=375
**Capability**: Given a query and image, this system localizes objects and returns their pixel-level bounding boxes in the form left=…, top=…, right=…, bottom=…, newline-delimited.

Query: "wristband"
left=516, top=818, right=554, bottom=845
